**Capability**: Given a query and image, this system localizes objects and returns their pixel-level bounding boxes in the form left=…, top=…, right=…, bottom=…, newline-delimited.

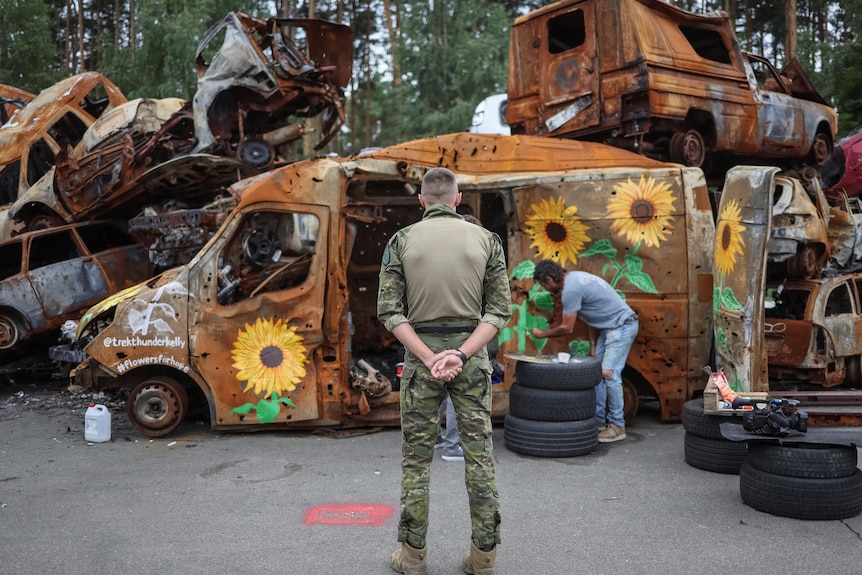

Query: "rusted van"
left=70, top=133, right=716, bottom=436
left=506, top=0, right=837, bottom=168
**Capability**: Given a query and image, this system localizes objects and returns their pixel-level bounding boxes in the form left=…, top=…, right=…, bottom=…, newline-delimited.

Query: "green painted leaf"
left=533, top=290, right=554, bottom=312
left=255, top=399, right=281, bottom=423
left=581, top=239, right=617, bottom=259
left=511, top=260, right=536, bottom=280
left=624, top=253, right=643, bottom=274
left=231, top=403, right=255, bottom=415
left=278, top=397, right=297, bottom=407
left=626, top=271, right=658, bottom=294
left=570, top=340, right=591, bottom=356
left=721, top=287, right=744, bottom=311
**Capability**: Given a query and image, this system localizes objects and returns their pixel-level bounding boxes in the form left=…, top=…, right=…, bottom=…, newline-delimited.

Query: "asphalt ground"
left=2, top=391, right=861, bottom=575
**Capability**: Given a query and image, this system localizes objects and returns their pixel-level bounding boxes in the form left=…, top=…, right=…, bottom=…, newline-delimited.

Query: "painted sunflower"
left=607, top=176, right=677, bottom=248
left=232, top=317, right=308, bottom=396
left=714, top=199, right=746, bottom=276
left=524, top=196, right=590, bottom=266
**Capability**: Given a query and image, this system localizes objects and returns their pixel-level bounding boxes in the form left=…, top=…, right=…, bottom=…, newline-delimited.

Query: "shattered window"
left=47, top=112, right=88, bottom=149
left=0, top=241, right=23, bottom=280
left=547, top=9, right=586, bottom=54
left=28, top=231, right=82, bottom=271
left=825, top=283, right=854, bottom=316
left=26, top=139, right=55, bottom=187
left=679, top=26, right=731, bottom=64
left=79, top=83, right=111, bottom=118
left=0, top=160, right=21, bottom=204
left=217, top=210, right=318, bottom=305
left=765, top=288, right=810, bottom=320
left=76, top=224, right=136, bottom=255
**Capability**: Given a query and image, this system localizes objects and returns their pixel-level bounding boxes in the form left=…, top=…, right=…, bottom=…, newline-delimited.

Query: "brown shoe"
left=391, top=543, right=428, bottom=574
left=598, top=423, right=626, bottom=443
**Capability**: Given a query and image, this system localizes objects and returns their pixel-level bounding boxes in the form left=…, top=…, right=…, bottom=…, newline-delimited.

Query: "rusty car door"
left=714, top=166, right=779, bottom=392
left=746, top=54, right=806, bottom=155
left=540, top=0, right=600, bottom=134
left=187, top=203, right=329, bottom=427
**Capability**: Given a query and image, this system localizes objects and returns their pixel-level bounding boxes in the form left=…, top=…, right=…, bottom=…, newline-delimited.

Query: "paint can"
left=84, top=403, right=111, bottom=443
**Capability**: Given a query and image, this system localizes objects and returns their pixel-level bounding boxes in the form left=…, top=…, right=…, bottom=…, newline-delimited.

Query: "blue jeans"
left=595, top=318, right=638, bottom=428
left=437, top=394, right=460, bottom=449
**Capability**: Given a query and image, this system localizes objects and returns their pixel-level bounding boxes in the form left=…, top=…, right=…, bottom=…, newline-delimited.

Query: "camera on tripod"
left=731, top=397, right=808, bottom=436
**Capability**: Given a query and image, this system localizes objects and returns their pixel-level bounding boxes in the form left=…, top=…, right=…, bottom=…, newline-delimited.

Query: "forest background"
left=0, top=0, right=860, bottom=158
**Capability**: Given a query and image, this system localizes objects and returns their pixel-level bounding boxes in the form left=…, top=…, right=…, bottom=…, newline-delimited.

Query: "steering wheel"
left=242, top=228, right=279, bottom=267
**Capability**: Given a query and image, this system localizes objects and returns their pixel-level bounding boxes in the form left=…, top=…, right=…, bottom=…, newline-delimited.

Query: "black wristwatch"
left=457, top=349, right=468, bottom=364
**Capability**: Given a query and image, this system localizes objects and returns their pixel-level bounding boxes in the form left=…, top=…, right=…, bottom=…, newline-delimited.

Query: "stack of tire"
left=504, top=357, right=602, bottom=457
left=682, top=398, right=748, bottom=474
left=740, top=442, right=862, bottom=520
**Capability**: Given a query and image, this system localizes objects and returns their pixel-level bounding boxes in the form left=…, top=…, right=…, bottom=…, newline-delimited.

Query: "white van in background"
left=468, top=93, right=510, bottom=135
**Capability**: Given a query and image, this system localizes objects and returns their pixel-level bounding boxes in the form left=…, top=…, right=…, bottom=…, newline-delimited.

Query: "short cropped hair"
left=420, top=167, right=459, bottom=204
left=533, top=259, right=565, bottom=283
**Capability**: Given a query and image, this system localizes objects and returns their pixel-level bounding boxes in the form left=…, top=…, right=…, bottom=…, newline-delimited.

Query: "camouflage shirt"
left=377, top=204, right=512, bottom=332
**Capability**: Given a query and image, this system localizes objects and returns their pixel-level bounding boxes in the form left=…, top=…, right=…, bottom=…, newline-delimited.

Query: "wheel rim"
left=622, top=377, right=639, bottom=424
left=126, top=377, right=189, bottom=437
left=681, top=130, right=706, bottom=167
left=0, top=315, right=20, bottom=349
left=811, top=133, right=832, bottom=165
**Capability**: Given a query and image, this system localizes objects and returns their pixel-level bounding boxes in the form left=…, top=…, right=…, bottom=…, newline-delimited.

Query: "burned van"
left=70, top=133, right=715, bottom=436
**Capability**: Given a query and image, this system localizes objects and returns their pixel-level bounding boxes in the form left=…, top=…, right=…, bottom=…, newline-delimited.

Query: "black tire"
left=503, top=414, right=597, bottom=457
left=684, top=432, right=748, bottom=474
left=515, top=357, right=601, bottom=391
left=740, top=462, right=862, bottom=520
left=681, top=398, right=725, bottom=440
left=508, top=382, right=595, bottom=422
left=747, top=442, right=858, bottom=479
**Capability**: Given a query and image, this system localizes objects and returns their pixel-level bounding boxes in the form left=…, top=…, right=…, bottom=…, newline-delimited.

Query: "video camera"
left=731, top=397, right=808, bottom=437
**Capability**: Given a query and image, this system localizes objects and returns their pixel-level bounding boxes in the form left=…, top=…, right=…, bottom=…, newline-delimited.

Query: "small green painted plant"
left=232, top=392, right=297, bottom=424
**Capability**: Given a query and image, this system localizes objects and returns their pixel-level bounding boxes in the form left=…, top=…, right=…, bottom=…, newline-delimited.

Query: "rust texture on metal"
left=0, top=85, right=34, bottom=124
left=507, top=0, right=837, bottom=169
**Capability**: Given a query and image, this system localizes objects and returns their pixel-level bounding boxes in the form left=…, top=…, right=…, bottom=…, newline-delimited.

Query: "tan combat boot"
left=461, top=541, right=496, bottom=575
left=390, top=542, right=428, bottom=575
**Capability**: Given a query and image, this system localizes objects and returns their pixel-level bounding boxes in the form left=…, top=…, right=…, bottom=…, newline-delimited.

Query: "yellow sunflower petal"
left=607, top=176, right=677, bottom=248
left=524, top=197, right=590, bottom=266
left=714, top=199, right=746, bottom=276
left=232, top=317, right=308, bottom=396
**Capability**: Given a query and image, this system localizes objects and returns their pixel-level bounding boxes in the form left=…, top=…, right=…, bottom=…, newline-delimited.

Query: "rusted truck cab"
left=507, top=0, right=837, bottom=168
left=72, top=133, right=716, bottom=436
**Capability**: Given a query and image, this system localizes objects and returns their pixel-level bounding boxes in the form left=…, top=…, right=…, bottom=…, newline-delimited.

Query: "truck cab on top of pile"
left=506, top=0, right=837, bottom=170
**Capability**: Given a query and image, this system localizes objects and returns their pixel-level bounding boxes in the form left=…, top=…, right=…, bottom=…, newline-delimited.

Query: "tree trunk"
left=130, top=0, right=135, bottom=63
left=785, top=0, right=797, bottom=63
left=77, top=0, right=84, bottom=72
left=303, top=0, right=319, bottom=157
left=114, top=0, right=120, bottom=57
left=65, top=0, right=72, bottom=73
left=382, top=0, right=402, bottom=85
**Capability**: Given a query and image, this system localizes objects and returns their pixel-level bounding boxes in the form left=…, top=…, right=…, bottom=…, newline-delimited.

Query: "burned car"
left=506, top=0, right=837, bottom=169
left=0, top=221, right=153, bottom=359
left=821, top=125, right=862, bottom=198
left=0, top=72, right=126, bottom=207
left=0, top=85, right=34, bottom=124
left=193, top=12, right=353, bottom=161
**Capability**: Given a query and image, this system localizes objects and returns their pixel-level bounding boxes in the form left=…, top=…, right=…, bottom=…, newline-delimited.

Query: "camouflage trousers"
left=398, top=334, right=501, bottom=550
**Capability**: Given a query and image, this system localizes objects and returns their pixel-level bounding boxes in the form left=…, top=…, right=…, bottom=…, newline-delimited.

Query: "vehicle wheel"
left=503, top=414, right=597, bottom=457
left=808, top=131, right=833, bottom=166
left=238, top=138, right=275, bottom=169
left=740, top=462, right=862, bottom=520
left=681, top=398, right=725, bottom=440
left=26, top=212, right=64, bottom=232
left=785, top=243, right=819, bottom=279
left=508, top=382, right=596, bottom=422
left=684, top=432, right=748, bottom=474
left=0, top=312, right=22, bottom=350
left=515, top=357, right=601, bottom=391
left=669, top=129, right=706, bottom=167
left=126, top=376, right=189, bottom=437
left=747, top=442, right=858, bottom=479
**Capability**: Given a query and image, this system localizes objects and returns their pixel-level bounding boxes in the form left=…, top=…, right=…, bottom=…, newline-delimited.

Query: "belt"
left=413, top=319, right=478, bottom=334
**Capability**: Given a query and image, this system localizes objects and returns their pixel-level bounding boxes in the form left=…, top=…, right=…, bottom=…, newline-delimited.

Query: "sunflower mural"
left=714, top=199, right=746, bottom=277
left=606, top=175, right=676, bottom=248
left=230, top=317, right=307, bottom=423
left=523, top=196, right=590, bottom=267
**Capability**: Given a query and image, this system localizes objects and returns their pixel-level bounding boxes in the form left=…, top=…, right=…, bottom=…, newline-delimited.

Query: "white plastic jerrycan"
left=84, top=403, right=111, bottom=442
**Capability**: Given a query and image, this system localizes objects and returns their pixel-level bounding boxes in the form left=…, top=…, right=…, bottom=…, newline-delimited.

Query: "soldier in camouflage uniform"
left=378, top=167, right=512, bottom=575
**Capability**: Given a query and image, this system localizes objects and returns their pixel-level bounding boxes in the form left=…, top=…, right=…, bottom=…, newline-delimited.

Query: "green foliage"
left=0, top=0, right=61, bottom=92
